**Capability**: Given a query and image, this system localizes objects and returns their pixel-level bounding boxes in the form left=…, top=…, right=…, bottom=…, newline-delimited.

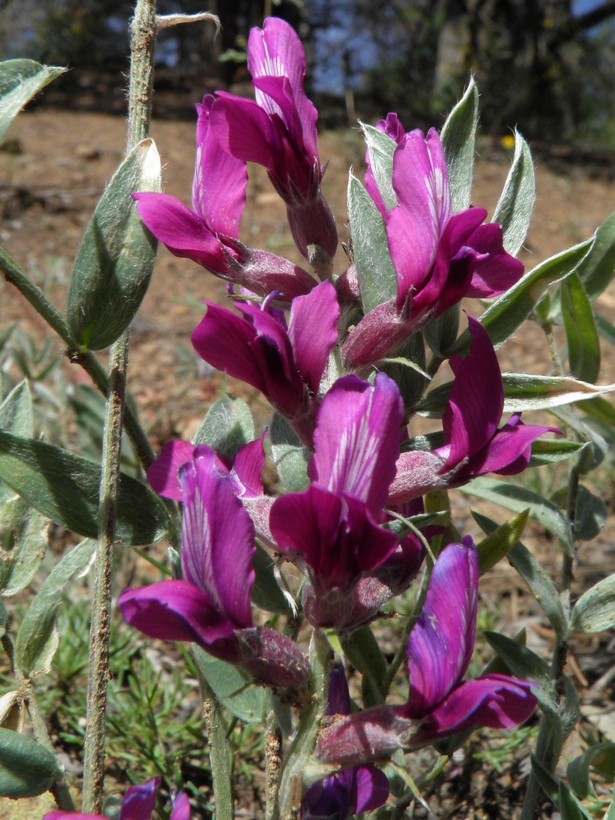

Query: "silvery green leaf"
left=0, top=381, right=33, bottom=438
left=574, top=211, right=615, bottom=302
left=252, top=545, right=292, bottom=615
left=474, top=511, right=568, bottom=641
left=1, top=504, right=49, bottom=597
left=194, top=395, right=255, bottom=458
left=528, top=439, right=584, bottom=467
left=0, top=59, right=65, bottom=143
left=492, top=130, right=535, bottom=256
left=460, top=477, right=574, bottom=551
left=567, top=742, right=615, bottom=799
left=441, top=76, right=478, bottom=212
left=0, top=431, right=169, bottom=544
left=360, top=121, right=397, bottom=211
left=270, top=413, right=310, bottom=492
left=424, top=304, right=460, bottom=358
left=475, top=509, right=529, bottom=575
left=561, top=273, right=600, bottom=383
left=67, top=139, right=161, bottom=350
left=192, top=646, right=267, bottom=724
left=0, top=727, right=60, bottom=798
left=570, top=573, right=615, bottom=634
left=501, top=373, right=615, bottom=413
left=347, top=172, right=398, bottom=314
left=14, top=538, right=96, bottom=676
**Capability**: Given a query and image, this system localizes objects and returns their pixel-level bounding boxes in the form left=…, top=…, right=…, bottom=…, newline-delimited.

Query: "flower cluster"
left=122, top=17, right=558, bottom=814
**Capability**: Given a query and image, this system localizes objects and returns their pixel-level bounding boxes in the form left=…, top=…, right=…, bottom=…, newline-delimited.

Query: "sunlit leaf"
left=192, top=647, right=267, bottom=724
left=460, top=477, right=574, bottom=551
left=441, top=77, right=478, bottom=212
left=360, top=121, right=397, bottom=210
left=475, top=511, right=568, bottom=641
left=348, top=172, right=398, bottom=313
left=66, top=139, right=161, bottom=350
left=0, top=59, right=65, bottom=143
left=270, top=413, right=310, bottom=492
left=561, top=273, right=600, bottom=383
left=14, top=539, right=96, bottom=676
left=194, top=395, right=255, bottom=458
left=570, top=573, right=615, bottom=634
left=502, top=373, right=615, bottom=413
left=492, top=130, right=536, bottom=256
left=0, top=431, right=169, bottom=544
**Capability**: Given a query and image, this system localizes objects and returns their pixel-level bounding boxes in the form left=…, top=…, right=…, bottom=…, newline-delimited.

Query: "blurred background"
left=1, top=0, right=615, bottom=147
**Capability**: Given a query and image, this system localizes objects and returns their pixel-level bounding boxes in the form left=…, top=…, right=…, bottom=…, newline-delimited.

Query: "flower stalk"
left=82, top=0, right=157, bottom=812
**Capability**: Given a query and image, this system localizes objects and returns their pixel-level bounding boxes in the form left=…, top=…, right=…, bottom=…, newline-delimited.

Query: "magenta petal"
left=443, top=316, right=503, bottom=469
left=180, top=446, right=255, bottom=627
left=230, top=434, right=267, bottom=498
left=418, top=675, right=538, bottom=741
left=147, top=440, right=196, bottom=500
left=354, top=766, right=390, bottom=813
left=170, top=792, right=192, bottom=820
left=133, top=193, right=226, bottom=271
left=193, top=95, right=248, bottom=237
left=44, top=814, right=106, bottom=819
left=288, top=281, right=340, bottom=394
left=387, top=129, right=451, bottom=299
left=248, top=18, right=318, bottom=157
left=470, top=419, right=560, bottom=477
left=120, top=777, right=161, bottom=820
left=210, top=92, right=279, bottom=170
left=270, top=485, right=397, bottom=592
left=118, top=581, right=236, bottom=649
left=192, top=302, right=265, bottom=392
left=311, top=373, right=404, bottom=514
left=405, top=542, right=478, bottom=717
left=464, top=223, right=525, bottom=297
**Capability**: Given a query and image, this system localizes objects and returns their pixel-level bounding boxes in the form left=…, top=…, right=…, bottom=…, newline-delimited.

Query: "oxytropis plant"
left=0, top=6, right=614, bottom=820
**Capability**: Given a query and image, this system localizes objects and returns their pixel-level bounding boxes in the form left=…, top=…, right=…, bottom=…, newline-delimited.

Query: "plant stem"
left=521, top=451, right=581, bottom=818
left=276, top=630, right=330, bottom=819
left=201, top=690, right=234, bottom=819
left=82, top=0, right=157, bottom=812
left=265, top=714, right=282, bottom=820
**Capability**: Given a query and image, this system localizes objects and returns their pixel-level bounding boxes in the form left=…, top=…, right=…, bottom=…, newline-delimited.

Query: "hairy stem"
left=82, top=0, right=157, bottom=811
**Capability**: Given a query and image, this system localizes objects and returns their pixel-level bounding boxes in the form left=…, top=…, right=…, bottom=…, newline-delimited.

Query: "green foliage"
left=0, top=59, right=64, bottom=144
left=0, top=728, right=61, bottom=798
left=67, top=139, right=161, bottom=350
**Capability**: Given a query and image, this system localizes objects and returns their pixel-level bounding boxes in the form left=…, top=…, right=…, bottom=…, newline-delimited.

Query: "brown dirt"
left=1, top=105, right=615, bottom=817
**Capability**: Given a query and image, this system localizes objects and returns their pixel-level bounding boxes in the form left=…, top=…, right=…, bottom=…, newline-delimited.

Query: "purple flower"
left=119, top=445, right=309, bottom=694
left=302, top=667, right=389, bottom=818
left=192, top=282, right=340, bottom=446
left=147, top=436, right=266, bottom=502
left=210, top=18, right=337, bottom=263
left=133, top=94, right=315, bottom=300
left=270, top=374, right=423, bottom=629
left=343, top=123, right=524, bottom=367
left=44, top=778, right=191, bottom=820
left=389, top=316, right=560, bottom=504
left=317, top=541, right=537, bottom=767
